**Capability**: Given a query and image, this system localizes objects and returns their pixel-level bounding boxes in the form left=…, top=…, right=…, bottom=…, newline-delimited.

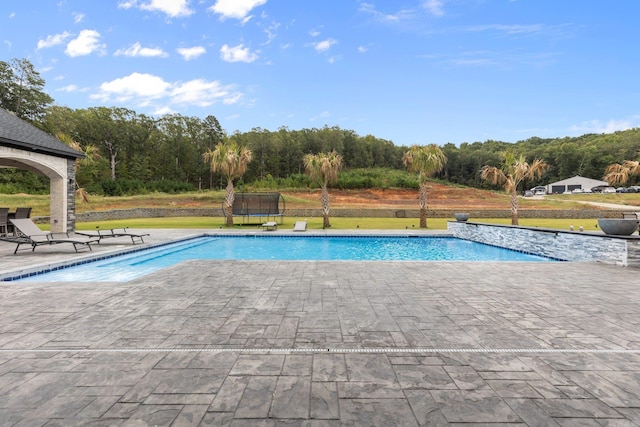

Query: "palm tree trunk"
left=225, top=179, right=235, bottom=227
left=419, top=184, right=428, bottom=228
left=321, top=185, right=331, bottom=228
left=510, top=191, right=519, bottom=225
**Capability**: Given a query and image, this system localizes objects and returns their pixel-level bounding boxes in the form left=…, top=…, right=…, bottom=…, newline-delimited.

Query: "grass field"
left=74, top=216, right=602, bottom=231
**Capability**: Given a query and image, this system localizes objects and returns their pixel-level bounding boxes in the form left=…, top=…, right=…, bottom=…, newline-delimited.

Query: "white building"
left=546, top=175, right=609, bottom=194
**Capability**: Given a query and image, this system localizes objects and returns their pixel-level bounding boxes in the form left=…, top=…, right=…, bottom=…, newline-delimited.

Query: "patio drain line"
left=0, top=348, right=639, bottom=354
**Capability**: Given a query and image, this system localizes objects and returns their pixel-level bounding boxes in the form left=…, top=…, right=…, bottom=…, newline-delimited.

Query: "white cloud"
left=177, top=46, right=206, bottom=60
left=65, top=30, right=105, bottom=57
left=313, top=38, right=337, bottom=53
left=114, top=42, right=169, bottom=57
left=262, top=21, right=280, bottom=45
left=358, top=46, right=368, bottom=53
left=153, top=105, right=175, bottom=115
left=571, top=117, right=640, bottom=134
left=311, top=111, right=330, bottom=122
left=422, top=0, right=444, bottom=17
left=358, top=3, right=414, bottom=23
left=209, top=0, right=267, bottom=20
left=57, top=84, right=80, bottom=92
left=91, top=73, right=171, bottom=104
left=171, top=79, right=239, bottom=106
left=466, top=24, right=545, bottom=35
left=220, top=44, right=258, bottom=63
left=37, top=31, right=71, bottom=50
left=141, top=0, right=193, bottom=17
left=118, top=0, right=193, bottom=17
left=91, top=72, right=243, bottom=109
left=117, top=0, right=136, bottom=9
left=73, top=12, right=85, bottom=23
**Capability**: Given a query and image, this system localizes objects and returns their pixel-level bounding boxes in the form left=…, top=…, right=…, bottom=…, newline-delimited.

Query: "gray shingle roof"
left=0, top=108, right=83, bottom=159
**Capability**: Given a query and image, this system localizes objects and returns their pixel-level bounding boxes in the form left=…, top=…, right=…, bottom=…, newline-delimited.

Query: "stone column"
left=66, top=159, right=77, bottom=232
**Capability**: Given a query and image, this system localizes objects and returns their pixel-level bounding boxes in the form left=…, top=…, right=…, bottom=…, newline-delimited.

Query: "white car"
left=602, top=187, right=616, bottom=193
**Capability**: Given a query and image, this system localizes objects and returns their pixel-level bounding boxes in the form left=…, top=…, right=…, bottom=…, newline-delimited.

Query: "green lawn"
left=75, top=216, right=601, bottom=231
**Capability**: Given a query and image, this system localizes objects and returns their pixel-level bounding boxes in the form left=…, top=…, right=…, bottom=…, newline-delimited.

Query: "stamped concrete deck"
left=0, top=229, right=639, bottom=425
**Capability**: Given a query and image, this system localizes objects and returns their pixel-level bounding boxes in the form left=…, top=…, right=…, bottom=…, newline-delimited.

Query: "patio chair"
left=8, top=218, right=98, bottom=254
left=14, top=207, right=32, bottom=219
left=293, top=220, right=307, bottom=232
left=76, top=227, right=149, bottom=244
left=0, top=208, right=9, bottom=237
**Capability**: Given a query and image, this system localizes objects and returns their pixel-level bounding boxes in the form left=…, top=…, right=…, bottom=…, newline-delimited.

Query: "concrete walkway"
left=0, top=230, right=639, bottom=425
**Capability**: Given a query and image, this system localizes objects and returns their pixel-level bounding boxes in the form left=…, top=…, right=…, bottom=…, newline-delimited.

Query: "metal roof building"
left=546, top=175, right=609, bottom=194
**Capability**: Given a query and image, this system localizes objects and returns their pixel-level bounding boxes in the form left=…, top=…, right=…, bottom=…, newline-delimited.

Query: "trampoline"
left=227, top=192, right=286, bottom=224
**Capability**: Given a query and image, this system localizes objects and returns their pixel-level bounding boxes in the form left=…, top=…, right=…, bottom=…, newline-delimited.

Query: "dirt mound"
left=285, top=184, right=510, bottom=209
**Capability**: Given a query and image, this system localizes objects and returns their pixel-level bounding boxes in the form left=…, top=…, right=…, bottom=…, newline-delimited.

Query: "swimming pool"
left=13, top=235, right=555, bottom=282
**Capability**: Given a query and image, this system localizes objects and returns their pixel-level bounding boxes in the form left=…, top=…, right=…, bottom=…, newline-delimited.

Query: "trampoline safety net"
left=228, top=192, right=286, bottom=224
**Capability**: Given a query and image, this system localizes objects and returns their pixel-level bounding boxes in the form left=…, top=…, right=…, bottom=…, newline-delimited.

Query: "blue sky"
left=2, top=1, right=639, bottom=147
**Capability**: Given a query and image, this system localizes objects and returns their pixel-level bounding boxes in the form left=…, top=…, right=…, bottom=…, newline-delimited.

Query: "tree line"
left=1, top=57, right=640, bottom=195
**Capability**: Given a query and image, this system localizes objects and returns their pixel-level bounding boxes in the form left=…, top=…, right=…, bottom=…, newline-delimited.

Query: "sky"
left=2, top=1, right=640, bottom=147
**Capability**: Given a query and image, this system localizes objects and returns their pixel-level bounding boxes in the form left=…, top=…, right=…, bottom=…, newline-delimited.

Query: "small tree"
left=303, top=150, right=343, bottom=228
left=402, top=144, right=447, bottom=228
left=203, top=140, right=253, bottom=226
left=480, top=152, right=547, bottom=225
left=57, top=132, right=101, bottom=203
left=604, top=160, right=640, bottom=186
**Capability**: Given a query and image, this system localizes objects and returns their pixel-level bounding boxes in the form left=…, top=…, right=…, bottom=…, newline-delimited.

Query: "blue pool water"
left=16, top=235, right=554, bottom=282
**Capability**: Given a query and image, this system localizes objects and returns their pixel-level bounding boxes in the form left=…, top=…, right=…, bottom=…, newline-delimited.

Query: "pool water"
left=17, top=235, right=554, bottom=282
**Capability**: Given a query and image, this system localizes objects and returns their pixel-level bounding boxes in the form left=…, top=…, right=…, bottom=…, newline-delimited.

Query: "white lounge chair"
left=76, top=227, right=149, bottom=244
left=261, top=221, right=278, bottom=231
left=9, top=218, right=98, bottom=254
left=293, top=220, right=307, bottom=232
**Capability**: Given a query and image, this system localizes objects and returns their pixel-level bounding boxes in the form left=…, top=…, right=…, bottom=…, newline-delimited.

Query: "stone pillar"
left=49, top=176, right=66, bottom=233
left=66, top=159, right=77, bottom=232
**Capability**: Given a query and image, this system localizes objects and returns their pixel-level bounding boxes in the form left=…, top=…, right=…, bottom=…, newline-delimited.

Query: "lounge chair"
left=293, top=220, right=307, bottom=232
left=261, top=221, right=278, bottom=231
left=14, top=207, right=32, bottom=219
left=0, top=208, right=9, bottom=237
left=76, top=227, right=149, bottom=244
left=8, top=218, right=98, bottom=254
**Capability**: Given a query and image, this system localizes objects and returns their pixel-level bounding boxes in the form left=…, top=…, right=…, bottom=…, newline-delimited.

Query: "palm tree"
left=402, top=144, right=447, bottom=228
left=57, top=132, right=101, bottom=203
left=203, top=140, right=253, bottom=226
left=604, top=160, right=640, bottom=186
left=480, top=152, right=547, bottom=225
left=303, top=150, right=343, bottom=228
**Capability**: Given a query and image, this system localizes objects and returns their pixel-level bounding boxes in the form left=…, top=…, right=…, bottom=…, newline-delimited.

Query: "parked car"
left=616, top=187, right=629, bottom=193
left=530, top=186, right=547, bottom=195
left=523, top=190, right=534, bottom=197
left=628, top=186, right=640, bottom=193
left=591, top=185, right=616, bottom=193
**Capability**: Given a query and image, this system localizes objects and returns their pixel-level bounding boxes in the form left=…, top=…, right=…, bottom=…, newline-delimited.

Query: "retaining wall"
left=448, top=221, right=640, bottom=268
left=51, top=207, right=634, bottom=222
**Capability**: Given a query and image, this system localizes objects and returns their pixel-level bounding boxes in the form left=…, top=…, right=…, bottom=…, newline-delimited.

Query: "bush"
left=97, top=179, right=195, bottom=196
left=335, top=168, right=418, bottom=190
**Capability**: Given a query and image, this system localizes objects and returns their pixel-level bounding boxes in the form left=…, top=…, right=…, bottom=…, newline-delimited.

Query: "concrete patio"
left=0, top=229, right=639, bottom=425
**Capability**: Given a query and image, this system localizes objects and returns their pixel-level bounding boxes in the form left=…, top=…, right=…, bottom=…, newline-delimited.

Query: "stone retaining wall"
left=50, top=207, right=633, bottom=222
left=448, top=221, right=640, bottom=268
